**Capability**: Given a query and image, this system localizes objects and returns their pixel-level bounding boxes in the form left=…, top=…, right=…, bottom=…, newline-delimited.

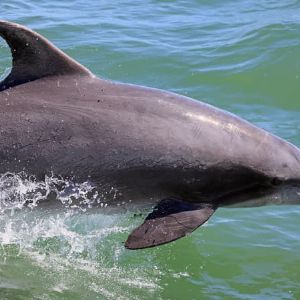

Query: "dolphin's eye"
left=271, top=178, right=283, bottom=186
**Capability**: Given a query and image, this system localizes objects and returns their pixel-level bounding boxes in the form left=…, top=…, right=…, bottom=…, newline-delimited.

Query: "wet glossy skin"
left=1, top=20, right=300, bottom=209
left=1, top=73, right=300, bottom=206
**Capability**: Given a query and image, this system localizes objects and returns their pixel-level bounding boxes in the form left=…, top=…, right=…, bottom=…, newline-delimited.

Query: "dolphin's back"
left=1, top=72, right=299, bottom=179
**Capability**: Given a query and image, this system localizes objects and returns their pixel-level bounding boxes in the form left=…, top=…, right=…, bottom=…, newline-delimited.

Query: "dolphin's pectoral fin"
left=0, top=20, right=92, bottom=91
left=125, top=198, right=216, bottom=249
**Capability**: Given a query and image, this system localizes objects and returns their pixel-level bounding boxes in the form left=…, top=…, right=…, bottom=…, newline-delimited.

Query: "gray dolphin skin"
left=1, top=20, right=300, bottom=250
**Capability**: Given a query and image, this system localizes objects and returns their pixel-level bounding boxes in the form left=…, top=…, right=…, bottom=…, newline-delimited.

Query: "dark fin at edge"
left=125, top=198, right=217, bottom=250
left=0, top=20, right=93, bottom=91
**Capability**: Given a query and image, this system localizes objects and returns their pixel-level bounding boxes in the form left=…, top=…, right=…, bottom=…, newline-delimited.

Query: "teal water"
left=1, top=1, right=300, bottom=299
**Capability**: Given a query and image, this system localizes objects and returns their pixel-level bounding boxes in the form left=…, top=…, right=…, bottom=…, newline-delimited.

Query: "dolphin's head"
left=236, top=130, right=300, bottom=207
left=225, top=181, right=300, bottom=208
left=220, top=164, right=300, bottom=208
left=268, top=140, right=300, bottom=205
left=268, top=179, right=300, bottom=205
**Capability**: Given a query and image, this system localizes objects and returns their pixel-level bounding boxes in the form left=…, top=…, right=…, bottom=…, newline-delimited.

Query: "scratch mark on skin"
left=14, top=143, right=33, bottom=151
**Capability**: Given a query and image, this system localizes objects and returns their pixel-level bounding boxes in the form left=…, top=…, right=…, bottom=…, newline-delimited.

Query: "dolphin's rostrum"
left=0, top=20, right=299, bottom=249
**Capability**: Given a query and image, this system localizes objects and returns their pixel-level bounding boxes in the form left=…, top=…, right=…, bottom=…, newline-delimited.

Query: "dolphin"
left=0, top=20, right=300, bottom=250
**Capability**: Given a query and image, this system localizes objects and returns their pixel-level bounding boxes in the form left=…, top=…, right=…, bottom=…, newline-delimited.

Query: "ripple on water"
left=1, top=0, right=300, bottom=299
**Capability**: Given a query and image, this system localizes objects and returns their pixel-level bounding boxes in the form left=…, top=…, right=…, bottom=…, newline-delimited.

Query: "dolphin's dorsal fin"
left=0, top=20, right=93, bottom=90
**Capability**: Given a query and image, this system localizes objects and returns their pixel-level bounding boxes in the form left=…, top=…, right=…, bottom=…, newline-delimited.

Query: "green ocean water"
left=1, top=0, right=300, bottom=299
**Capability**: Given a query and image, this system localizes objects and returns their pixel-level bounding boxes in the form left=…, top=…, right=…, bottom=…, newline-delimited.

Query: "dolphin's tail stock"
left=0, top=20, right=93, bottom=91
left=125, top=198, right=217, bottom=249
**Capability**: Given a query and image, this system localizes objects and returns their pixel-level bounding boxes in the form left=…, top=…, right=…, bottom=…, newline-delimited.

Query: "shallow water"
left=1, top=1, right=300, bottom=299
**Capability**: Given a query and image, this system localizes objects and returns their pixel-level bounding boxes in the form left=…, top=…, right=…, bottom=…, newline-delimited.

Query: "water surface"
left=1, top=1, right=300, bottom=299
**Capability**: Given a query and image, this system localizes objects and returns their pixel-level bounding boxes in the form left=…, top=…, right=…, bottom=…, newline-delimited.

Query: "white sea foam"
left=0, top=172, right=160, bottom=298
left=0, top=172, right=103, bottom=214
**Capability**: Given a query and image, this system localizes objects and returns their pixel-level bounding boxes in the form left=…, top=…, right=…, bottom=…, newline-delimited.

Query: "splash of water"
left=0, top=172, right=103, bottom=213
left=0, top=172, right=160, bottom=299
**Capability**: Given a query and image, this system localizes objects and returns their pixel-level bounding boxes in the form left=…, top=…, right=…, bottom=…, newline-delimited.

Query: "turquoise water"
left=1, top=1, right=300, bottom=299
